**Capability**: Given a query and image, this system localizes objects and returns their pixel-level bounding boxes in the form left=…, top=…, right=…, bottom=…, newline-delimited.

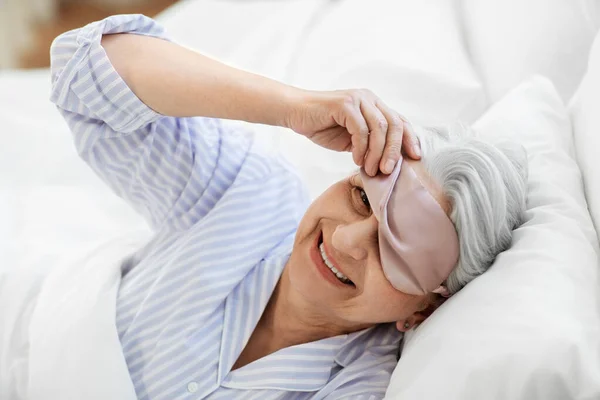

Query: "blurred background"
left=0, top=0, right=179, bottom=69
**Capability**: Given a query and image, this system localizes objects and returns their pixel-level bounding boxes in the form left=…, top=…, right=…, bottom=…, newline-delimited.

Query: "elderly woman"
left=47, top=14, right=527, bottom=400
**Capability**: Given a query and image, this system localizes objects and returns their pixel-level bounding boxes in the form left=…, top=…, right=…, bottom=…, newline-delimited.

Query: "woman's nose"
left=331, top=218, right=378, bottom=260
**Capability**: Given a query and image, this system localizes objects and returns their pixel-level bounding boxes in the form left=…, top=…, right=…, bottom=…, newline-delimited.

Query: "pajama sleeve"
left=50, top=14, right=253, bottom=232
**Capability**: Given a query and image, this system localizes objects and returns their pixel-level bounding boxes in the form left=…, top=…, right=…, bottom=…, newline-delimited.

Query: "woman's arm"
left=100, top=28, right=421, bottom=176
left=100, top=33, right=296, bottom=126
left=50, top=14, right=259, bottom=232
left=50, top=14, right=419, bottom=233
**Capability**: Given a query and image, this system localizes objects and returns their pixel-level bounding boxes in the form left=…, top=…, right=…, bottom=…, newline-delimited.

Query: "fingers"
left=360, top=102, right=388, bottom=176
left=376, top=105, right=422, bottom=173
left=372, top=103, right=422, bottom=175
left=377, top=102, right=404, bottom=174
left=400, top=116, right=421, bottom=160
left=334, top=89, right=420, bottom=174
left=344, top=106, right=370, bottom=166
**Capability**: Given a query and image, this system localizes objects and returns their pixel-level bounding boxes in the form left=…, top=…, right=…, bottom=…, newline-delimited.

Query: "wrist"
left=280, top=86, right=312, bottom=130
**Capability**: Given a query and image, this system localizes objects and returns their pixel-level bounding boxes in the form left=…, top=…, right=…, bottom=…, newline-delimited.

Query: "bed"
left=1, top=0, right=599, bottom=399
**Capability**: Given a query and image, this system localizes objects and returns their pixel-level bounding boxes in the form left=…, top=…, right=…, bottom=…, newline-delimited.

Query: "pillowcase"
left=155, top=0, right=325, bottom=81
left=386, top=77, right=600, bottom=400
left=288, top=0, right=486, bottom=126
left=460, top=0, right=600, bottom=102
left=570, top=30, right=600, bottom=241
left=157, top=0, right=487, bottom=127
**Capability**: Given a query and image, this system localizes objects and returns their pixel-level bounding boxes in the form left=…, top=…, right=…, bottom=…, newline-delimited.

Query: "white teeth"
left=319, top=243, right=351, bottom=284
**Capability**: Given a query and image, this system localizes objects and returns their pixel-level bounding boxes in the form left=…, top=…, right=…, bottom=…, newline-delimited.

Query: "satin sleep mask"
left=360, top=158, right=460, bottom=296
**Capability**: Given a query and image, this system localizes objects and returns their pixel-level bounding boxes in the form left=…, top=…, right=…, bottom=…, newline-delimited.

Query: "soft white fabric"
left=386, top=77, right=600, bottom=400
left=288, top=0, right=486, bottom=126
left=460, top=0, right=600, bottom=102
left=570, top=30, right=600, bottom=241
left=157, top=0, right=486, bottom=127
left=0, top=232, right=147, bottom=400
left=0, top=70, right=149, bottom=275
left=156, top=0, right=326, bottom=81
left=0, top=70, right=150, bottom=399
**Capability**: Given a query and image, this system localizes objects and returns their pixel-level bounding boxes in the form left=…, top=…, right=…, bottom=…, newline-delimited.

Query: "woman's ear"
left=395, top=295, right=447, bottom=332
left=395, top=315, right=424, bottom=332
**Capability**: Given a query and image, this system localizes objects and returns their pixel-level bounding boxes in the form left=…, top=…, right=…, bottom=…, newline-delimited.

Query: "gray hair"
left=415, top=124, right=529, bottom=295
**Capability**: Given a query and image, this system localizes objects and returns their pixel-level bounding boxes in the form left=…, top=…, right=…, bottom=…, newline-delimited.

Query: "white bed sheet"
left=0, top=70, right=150, bottom=275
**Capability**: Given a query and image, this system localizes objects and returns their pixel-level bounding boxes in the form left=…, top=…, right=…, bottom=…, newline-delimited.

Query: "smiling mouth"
left=318, top=234, right=355, bottom=287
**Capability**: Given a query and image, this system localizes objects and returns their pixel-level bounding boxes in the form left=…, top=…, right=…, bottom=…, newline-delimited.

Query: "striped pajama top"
left=49, top=13, right=402, bottom=400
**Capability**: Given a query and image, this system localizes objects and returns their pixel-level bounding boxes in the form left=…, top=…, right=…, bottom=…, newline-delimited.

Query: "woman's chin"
left=286, top=257, right=335, bottom=303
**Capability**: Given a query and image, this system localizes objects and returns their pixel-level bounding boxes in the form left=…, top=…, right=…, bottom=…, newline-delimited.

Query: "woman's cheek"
left=361, top=283, right=394, bottom=319
left=376, top=284, right=412, bottom=321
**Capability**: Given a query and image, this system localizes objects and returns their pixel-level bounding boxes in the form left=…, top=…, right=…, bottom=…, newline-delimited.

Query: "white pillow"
left=288, top=0, right=486, bottom=126
left=155, top=0, right=326, bottom=81
left=386, top=77, right=600, bottom=400
left=570, top=30, right=600, bottom=241
left=157, top=0, right=487, bottom=127
left=156, top=0, right=486, bottom=125
left=460, top=0, right=600, bottom=102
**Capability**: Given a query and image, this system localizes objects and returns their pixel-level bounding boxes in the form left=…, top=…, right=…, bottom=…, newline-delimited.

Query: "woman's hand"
left=284, top=89, right=421, bottom=176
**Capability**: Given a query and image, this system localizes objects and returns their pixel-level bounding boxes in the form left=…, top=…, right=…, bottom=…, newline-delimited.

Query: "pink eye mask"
left=360, top=158, right=460, bottom=296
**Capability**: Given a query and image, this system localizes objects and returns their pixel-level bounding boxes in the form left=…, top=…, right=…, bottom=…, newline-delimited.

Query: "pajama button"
left=187, top=382, right=198, bottom=393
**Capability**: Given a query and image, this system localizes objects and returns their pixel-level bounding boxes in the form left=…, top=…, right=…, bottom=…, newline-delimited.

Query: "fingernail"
left=368, top=165, right=375, bottom=176
left=384, top=159, right=395, bottom=173
left=413, top=144, right=421, bottom=157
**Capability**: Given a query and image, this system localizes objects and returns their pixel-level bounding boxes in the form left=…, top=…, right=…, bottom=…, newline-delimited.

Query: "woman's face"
left=286, top=160, right=445, bottom=332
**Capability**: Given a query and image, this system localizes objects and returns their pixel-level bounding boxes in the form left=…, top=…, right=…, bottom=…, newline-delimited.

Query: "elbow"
left=100, top=34, right=136, bottom=88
